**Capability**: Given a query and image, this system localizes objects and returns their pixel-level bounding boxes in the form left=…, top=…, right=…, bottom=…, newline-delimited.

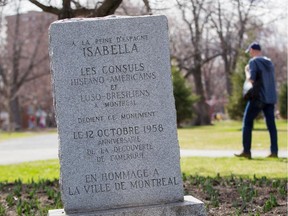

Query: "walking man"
left=235, top=42, right=278, bottom=159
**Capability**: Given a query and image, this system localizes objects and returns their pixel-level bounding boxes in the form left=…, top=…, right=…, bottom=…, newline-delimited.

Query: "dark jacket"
left=249, top=56, right=277, bottom=104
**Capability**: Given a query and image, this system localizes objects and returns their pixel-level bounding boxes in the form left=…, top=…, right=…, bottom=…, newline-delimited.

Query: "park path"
left=0, top=133, right=58, bottom=165
left=0, top=133, right=287, bottom=165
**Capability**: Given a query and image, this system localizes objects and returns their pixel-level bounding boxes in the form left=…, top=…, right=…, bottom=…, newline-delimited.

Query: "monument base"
left=48, top=195, right=206, bottom=216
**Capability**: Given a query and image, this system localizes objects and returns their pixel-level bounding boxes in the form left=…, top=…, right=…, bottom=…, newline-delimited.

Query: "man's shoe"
left=267, top=153, right=278, bottom=158
left=234, top=152, right=252, bottom=159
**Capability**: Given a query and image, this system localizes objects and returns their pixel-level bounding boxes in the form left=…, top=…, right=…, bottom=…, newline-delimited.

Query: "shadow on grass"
left=247, top=158, right=287, bottom=163
left=253, top=128, right=287, bottom=132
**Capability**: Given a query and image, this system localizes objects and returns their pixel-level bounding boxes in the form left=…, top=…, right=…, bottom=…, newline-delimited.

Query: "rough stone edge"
left=48, top=195, right=207, bottom=216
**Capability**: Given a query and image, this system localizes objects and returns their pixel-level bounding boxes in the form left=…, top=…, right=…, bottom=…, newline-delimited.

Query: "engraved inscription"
left=98, top=136, right=141, bottom=145
left=120, top=111, right=156, bottom=120
left=81, top=67, right=97, bottom=76
left=70, top=76, right=105, bottom=86
left=68, top=33, right=166, bottom=166
left=69, top=62, right=156, bottom=87
left=102, top=63, right=144, bottom=74
left=76, top=111, right=156, bottom=125
left=65, top=168, right=180, bottom=197
left=73, top=124, right=164, bottom=140
left=83, top=43, right=139, bottom=57
left=78, top=116, right=104, bottom=124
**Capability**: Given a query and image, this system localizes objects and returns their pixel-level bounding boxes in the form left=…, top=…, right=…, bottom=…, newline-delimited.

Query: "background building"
left=0, top=11, right=57, bottom=129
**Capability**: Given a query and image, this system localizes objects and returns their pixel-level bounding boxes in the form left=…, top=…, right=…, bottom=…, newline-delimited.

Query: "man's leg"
left=262, top=104, right=278, bottom=155
left=242, top=101, right=261, bottom=153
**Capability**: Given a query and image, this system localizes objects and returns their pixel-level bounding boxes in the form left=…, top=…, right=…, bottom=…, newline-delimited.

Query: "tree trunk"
left=191, top=67, right=211, bottom=125
left=194, top=98, right=211, bottom=126
left=59, top=0, right=72, bottom=19
left=8, top=96, right=22, bottom=131
left=226, top=70, right=232, bottom=96
left=223, top=58, right=233, bottom=96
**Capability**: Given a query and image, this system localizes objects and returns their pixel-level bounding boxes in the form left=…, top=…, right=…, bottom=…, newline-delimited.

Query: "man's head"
left=245, top=42, right=261, bottom=57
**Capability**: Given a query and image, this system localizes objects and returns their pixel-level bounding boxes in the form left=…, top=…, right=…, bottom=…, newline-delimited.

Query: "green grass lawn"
left=178, top=119, right=287, bottom=150
left=0, top=122, right=286, bottom=215
left=0, top=120, right=286, bottom=182
left=0, top=157, right=286, bottom=183
left=181, top=157, right=287, bottom=179
left=0, top=160, right=60, bottom=183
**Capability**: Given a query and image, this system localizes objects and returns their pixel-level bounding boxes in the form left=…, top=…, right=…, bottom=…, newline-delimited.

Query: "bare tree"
left=171, top=0, right=220, bottom=125
left=29, top=0, right=123, bottom=19
left=0, top=1, right=55, bottom=130
left=116, top=0, right=153, bottom=16
left=28, top=0, right=159, bottom=19
left=210, top=0, right=261, bottom=96
left=266, top=46, right=287, bottom=89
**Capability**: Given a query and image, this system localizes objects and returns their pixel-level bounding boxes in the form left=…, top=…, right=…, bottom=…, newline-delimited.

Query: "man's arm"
left=248, top=60, right=257, bottom=84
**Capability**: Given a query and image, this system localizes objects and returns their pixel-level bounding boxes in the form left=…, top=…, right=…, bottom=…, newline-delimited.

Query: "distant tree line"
left=0, top=0, right=286, bottom=130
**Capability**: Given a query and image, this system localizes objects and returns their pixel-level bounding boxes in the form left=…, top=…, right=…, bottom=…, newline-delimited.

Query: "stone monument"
left=48, top=15, right=206, bottom=216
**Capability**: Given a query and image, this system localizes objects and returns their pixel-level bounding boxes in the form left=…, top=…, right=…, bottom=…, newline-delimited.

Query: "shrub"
left=279, top=83, right=287, bottom=119
left=227, top=55, right=249, bottom=120
left=172, top=66, right=198, bottom=127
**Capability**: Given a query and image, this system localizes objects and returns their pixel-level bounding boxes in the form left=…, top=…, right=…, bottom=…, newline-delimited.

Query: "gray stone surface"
left=48, top=196, right=206, bottom=216
left=49, top=15, right=185, bottom=214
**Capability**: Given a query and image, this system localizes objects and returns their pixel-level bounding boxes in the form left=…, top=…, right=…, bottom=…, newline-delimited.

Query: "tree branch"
left=202, top=53, right=222, bottom=64
left=17, top=54, right=49, bottom=91
left=71, top=0, right=81, bottom=9
left=176, top=0, right=195, bottom=45
left=29, top=0, right=60, bottom=15
left=0, top=65, right=7, bottom=86
left=22, top=70, right=50, bottom=83
left=96, top=0, right=123, bottom=17
left=29, top=0, right=123, bottom=18
left=143, top=0, right=152, bottom=14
